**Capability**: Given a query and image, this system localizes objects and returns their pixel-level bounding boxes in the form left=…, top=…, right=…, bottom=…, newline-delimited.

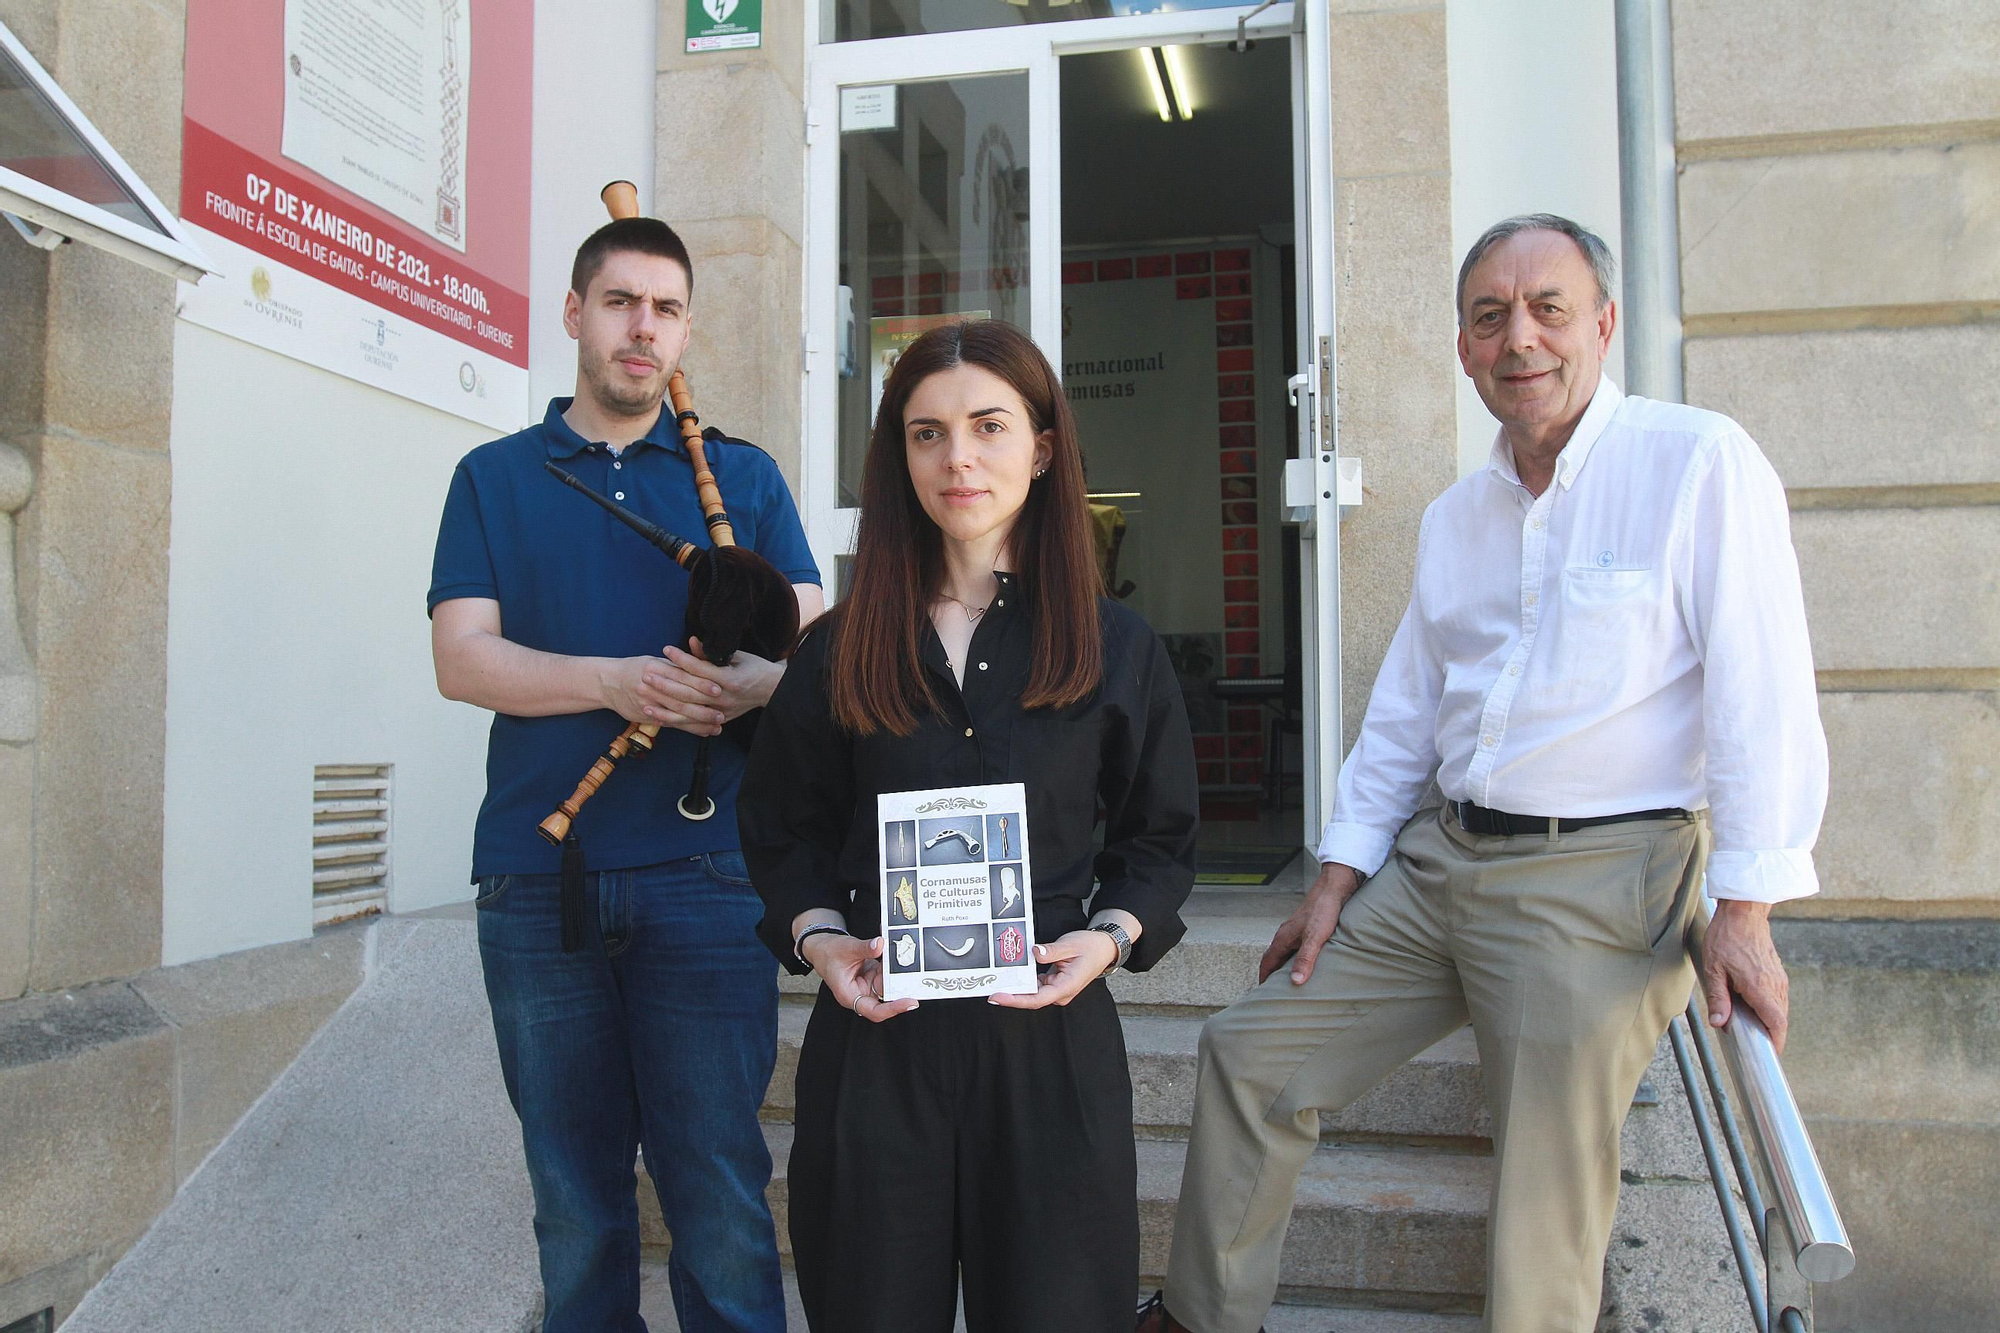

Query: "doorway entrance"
left=801, top=4, right=1343, bottom=873
left=1057, top=40, right=1302, bottom=879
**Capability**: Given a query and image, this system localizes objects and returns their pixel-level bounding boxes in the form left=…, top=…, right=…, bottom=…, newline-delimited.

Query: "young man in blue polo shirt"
left=429, top=217, right=822, bottom=1333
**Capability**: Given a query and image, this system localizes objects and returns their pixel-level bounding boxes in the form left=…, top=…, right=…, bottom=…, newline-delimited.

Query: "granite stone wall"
left=1671, top=2, right=2000, bottom=1325
left=0, top=6, right=370, bottom=1325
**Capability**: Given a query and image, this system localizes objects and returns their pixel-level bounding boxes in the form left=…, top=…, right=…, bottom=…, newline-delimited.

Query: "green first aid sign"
left=686, top=0, right=762, bottom=53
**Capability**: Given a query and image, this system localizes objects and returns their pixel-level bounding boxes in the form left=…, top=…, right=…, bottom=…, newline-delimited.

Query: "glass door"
left=802, top=30, right=1060, bottom=581
left=801, top=3, right=1338, bottom=861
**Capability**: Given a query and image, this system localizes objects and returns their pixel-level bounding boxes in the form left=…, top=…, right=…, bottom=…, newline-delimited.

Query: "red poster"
left=178, top=0, right=533, bottom=427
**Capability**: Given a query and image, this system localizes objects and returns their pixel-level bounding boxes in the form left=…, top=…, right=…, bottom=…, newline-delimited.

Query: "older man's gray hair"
left=1455, top=214, right=1617, bottom=325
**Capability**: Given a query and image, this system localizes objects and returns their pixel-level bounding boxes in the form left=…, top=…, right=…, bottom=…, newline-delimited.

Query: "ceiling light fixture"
left=1137, top=47, right=1195, bottom=122
left=1138, top=46, right=1173, bottom=123
left=1161, top=44, right=1194, bottom=120
left=1147, top=46, right=1193, bottom=122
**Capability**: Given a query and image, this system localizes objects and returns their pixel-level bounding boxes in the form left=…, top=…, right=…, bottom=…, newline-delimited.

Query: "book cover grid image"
left=877, top=783, right=1036, bottom=1001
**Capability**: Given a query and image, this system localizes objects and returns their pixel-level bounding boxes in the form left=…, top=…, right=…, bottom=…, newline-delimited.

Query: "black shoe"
left=1135, top=1289, right=1268, bottom=1333
left=1135, top=1291, right=1186, bottom=1333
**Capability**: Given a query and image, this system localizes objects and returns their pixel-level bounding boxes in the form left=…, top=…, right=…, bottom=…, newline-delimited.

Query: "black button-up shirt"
left=740, top=574, right=1199, bottom=974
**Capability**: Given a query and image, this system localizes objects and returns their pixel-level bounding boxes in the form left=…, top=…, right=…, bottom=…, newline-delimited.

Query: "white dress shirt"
left=1318, top=377, right=1827, bottom=903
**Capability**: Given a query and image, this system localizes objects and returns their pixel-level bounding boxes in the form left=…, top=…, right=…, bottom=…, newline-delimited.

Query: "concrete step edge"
left=636, top=1265, right=1483, bottom=1332
left=649, top=1125, right=1493, bottom=1305
left=1132, top=1137, right=1494, bottom=1214
left=744, top=1123, right=1494, bottom=1209
left=1133, top=1137, right=1491, bottom=1300
left=767, top=1009, right=1494, bottom=1144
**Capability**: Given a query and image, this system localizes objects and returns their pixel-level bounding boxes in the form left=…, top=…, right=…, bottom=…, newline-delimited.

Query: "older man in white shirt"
left=1142, top=215, right=1826, bottom=1333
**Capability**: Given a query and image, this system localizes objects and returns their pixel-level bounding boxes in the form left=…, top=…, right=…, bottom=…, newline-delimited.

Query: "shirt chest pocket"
left=1553, top=566, right=1672, bottom=666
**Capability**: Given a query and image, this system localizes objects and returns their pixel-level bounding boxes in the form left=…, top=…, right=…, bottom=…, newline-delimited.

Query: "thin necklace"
left=937, top=573, right=998, bottom=623
left=939, top=593, right=990, bottom=622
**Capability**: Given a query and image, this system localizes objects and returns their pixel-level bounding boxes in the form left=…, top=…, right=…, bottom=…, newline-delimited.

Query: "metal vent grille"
left=313, top=764, right=389, bottom=926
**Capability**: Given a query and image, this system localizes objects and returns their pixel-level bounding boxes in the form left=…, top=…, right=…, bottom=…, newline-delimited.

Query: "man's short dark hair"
left=1455, top=213, right=1616, bottom=325
left=570, top=217, right=695, bottom=300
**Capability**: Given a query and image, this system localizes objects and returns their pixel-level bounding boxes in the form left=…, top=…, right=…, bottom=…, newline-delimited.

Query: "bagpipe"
left=539, top=180, right=800, bottom=950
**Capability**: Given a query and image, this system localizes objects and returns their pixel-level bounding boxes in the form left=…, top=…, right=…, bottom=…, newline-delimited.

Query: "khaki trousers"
left=1164, top=805, right=1706, bottom=1333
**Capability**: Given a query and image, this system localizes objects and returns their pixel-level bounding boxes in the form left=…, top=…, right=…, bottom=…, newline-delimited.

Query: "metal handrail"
left=1712, top=1003, right=1854, bottom=1283
left=1678, top=900, right=1856, bottom=1331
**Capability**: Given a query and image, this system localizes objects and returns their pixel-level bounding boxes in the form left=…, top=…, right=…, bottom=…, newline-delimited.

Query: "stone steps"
left=736, top=1120, right=1493, bottom=1313
left=636, top=1265, right=1483, bottom=1333
left=1123, top=1015, right=1491, bottom=1146
left=745, top=889, right=1506, bottom=1324
left=1134, top=1137, right=1491, bottom=1308
left=1259, top=1306, right=1483, bottom=1333
left=1110, top=915, right=1280, bottom=1011
left=698, top=886, right=1727, bottom=1326
left=769, top=1004, right=1491, bottom=1148
left=1182, top=887, right=1311, bottom=918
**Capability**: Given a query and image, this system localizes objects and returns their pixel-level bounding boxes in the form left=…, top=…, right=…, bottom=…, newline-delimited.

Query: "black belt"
left=1450, top=800, right=1690, bottom=837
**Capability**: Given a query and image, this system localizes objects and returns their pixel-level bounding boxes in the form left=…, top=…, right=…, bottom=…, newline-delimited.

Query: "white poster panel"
left=178, top=224, right=528, bottom=433
left=281, top=0, right=473, bottom=252
left=1061, top=266, right=1222, bottom=636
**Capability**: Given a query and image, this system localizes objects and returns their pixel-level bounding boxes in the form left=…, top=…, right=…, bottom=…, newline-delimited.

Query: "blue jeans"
left=476, top=853, right=784, bottom=1333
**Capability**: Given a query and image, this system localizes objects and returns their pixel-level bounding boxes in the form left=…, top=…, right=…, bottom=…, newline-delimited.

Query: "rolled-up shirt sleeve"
left=1318, top=511, right=1446, bottom=876
left=1090, top=630, right=1199, bottom=973
left=1676, top=430, right=1828, bottom=903
left=739, top=630, right=855, bottom=971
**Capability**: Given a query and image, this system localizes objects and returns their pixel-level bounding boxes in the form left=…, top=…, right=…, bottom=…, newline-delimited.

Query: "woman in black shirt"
left=739, top=319, right=1198, bottom=1333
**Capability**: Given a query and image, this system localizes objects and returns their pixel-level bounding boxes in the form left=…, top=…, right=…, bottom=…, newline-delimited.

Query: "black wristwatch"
left=1088, top=920, right=1133, bottom=971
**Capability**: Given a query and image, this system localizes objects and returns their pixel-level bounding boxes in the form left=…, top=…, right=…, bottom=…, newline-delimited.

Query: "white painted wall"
left=528, top=2, right=658, bottom=410
left=159, top=329, right=489, bottom=960
left=1446, top=0, right=1626, bottom=478
left=161, top=0, right=658, bottom=964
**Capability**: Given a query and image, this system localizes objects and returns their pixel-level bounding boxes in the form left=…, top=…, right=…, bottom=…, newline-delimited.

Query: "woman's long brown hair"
left=828, top=319, right=1103, bottom=736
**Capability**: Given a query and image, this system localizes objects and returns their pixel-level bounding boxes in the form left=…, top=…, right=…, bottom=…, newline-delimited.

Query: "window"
left=0, top=20, right=214, bottom=281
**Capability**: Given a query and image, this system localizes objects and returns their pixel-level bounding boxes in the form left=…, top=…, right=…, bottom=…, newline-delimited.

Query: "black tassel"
left=560, top=833, right=587, bottom=954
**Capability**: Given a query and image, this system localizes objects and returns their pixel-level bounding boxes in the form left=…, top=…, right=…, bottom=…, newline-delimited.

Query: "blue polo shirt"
left=428, top=398, right=820, bottom=879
